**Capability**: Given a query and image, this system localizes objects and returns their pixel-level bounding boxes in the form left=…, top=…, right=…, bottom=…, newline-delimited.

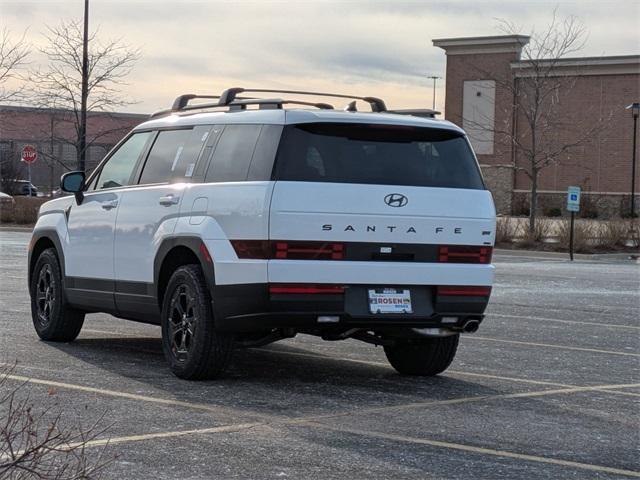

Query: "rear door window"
left=135, top=126, right=213, bottom=185
left=204, top=124, right=262, bottom=182
left=91, top=131, right=153, bottom=190
left=274, top=123, right=485, bottom=190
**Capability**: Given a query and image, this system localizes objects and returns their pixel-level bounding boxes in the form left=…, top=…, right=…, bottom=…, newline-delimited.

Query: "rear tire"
left=30, top=248, right=85, bottom=342
left=384, top=335, right=459, bottom=376
left=161, top=264, right=234, bottom=380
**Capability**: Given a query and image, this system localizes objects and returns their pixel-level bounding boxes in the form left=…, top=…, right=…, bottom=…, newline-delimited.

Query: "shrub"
left=557, top=218, right=596, bottom=252
left=523, top=217, right=554, bottom=243
left=495, top=217, right=522, bottom=244
left=0, top=196, right=46, bottom=224
left=544, top=207, right=562, bottom=217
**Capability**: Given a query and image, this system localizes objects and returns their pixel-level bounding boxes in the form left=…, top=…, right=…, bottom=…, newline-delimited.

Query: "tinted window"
left=247, top=125, right=283, bottom=181
left=92, top=131, right=152, bottom=190
left=204, top=124, right=262, bottom=182
left=139, top=129, right=194, bottom=185
left=274, top=123, right=484, bottom=190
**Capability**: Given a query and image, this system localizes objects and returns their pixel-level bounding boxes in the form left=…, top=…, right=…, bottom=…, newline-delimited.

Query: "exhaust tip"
left=462, top=320, right=480, bottom=333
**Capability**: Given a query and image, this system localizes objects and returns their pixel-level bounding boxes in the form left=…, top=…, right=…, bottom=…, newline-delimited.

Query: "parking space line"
left=301, top=422, right=640, bottom=478
left=299, top=383, right=640, bottom=422
left=75, top=423, right=262, bottom=448
left=258, top=349, right=640, bottom=399
left=2, top=373, right=263, bottom=419
left=487, top=312, right=640, bottom=331
left=466, top=336, right=640, bottom=357
left=0, top=423, right=263, bottom=463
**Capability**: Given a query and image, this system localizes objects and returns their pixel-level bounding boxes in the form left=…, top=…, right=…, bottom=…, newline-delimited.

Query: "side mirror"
left=60, top=171, right=85, bottom=204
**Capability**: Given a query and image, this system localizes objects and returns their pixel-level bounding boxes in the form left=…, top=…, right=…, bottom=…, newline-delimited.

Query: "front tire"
left=384, top=335, right=459, bottom=376
left=30, top=248, right=85, bottom=342
left=161, top=264, right=234, bottom=380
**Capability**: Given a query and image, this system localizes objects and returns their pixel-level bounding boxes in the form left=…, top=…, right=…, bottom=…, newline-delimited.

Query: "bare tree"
left=0, top=28, right=30, bottom=103
left=30, top=20, right=140, bottom=170
left=0, top=364, right=113, bottom=479
left=469, top=13, right=605, bottom=232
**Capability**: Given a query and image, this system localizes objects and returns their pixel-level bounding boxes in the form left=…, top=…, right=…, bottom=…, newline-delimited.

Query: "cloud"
left=1, top=0, right=638, bottom=113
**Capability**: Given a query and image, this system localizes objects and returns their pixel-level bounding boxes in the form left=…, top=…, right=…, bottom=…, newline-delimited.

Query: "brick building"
left=433, top=35, right=640, bottom=217
left=0, top=106, right=146, bottom=194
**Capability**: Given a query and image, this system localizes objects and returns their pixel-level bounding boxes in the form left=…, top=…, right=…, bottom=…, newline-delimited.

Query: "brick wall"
left=435, top=36, right=640, bottom=217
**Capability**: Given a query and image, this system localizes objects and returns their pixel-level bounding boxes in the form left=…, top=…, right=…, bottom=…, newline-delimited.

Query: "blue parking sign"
left=567, top=186, right=581, bottom=212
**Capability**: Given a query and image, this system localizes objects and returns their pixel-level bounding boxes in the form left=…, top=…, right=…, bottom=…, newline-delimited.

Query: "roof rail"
left=149, top=93, right=335, bottom=119
left=149, top=87, right=390, bottom=119
left=218, top=88, right=387, bottom=112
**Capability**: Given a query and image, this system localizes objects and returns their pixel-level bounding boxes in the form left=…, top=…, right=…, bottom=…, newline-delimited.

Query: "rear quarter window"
left=274, top=123, right=485, bottom=190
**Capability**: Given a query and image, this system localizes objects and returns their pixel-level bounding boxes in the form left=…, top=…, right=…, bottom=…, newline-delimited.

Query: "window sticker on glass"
left=170, top=145, right=184, bottom=172
left=201, top=131, right=209, bottom=142
left=185, top=163, right=195, bottom=177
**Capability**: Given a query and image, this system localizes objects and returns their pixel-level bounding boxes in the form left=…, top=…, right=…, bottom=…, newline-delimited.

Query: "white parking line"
left=1, top=373, right=262, bottom=419
left=467, top=336, right=640, bottom=357
left=302, top=422, right=640, bottom=478
left=487, top=312, right=640, bottom=330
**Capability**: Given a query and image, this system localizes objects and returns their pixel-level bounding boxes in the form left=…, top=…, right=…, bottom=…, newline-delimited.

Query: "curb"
left=494, top=248, right=638, bottom=261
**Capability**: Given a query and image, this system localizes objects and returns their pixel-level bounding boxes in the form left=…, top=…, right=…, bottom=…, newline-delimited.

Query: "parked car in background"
left=0, top=191, right=15, bottom=205
left=3, top=180, right=38, bottom=196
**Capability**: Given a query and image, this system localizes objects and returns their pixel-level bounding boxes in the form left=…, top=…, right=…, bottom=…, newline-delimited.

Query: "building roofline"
left=432, top=35, right=530, bottom=57
left=511, top=55, right=640, bottom=77
left=432, top=34, right=530, bottom=47
left=0, top=104, right=148, bottom=119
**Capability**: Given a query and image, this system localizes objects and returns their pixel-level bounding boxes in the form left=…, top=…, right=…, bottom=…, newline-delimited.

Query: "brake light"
left=269, top=284, right=345, bottom=294
left=438, top=246, right=492, bottom=264
left=437, top=286, right=492, bottom=297
left=231, top=240, right=344, bottom=260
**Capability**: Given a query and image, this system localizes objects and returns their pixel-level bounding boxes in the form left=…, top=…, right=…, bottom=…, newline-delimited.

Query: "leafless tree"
left=470, top=13, right=605, bottom=232
left=0, top=28, right=30, bottom=103
left=30, top=20, right=140, bottom=170
left=0, top=364, right=113, bottom=479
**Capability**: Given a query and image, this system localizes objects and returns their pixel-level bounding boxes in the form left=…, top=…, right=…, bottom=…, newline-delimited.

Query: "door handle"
left=100, top=200, right=118, bottom=210
left=159, top=195, right=180, bottom=206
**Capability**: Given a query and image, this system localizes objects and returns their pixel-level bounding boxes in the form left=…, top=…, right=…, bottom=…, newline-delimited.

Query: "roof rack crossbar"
left=219, top=88, right=387, bottom=112
left=149, top=97, right=335, bottom=119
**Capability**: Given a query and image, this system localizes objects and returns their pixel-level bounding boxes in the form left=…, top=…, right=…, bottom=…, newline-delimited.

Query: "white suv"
left=28, top=88, right=496, bottom=380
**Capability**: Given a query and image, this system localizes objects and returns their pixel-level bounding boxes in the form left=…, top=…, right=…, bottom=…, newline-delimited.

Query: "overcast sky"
left=1, top=0, right=639, bottom=113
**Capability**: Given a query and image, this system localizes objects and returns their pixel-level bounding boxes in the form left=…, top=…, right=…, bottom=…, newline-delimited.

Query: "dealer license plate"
left=368, top=288, right=413, bottom=314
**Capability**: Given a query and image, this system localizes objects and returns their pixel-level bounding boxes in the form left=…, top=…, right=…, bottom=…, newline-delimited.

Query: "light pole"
left=79, top=0, right=89, bottom=172
left=626, top=103, right=639, bottom=218
left=427, top=76, right=440, bottom=110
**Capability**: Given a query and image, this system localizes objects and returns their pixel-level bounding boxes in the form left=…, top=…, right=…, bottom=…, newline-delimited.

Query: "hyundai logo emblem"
left=384, top=193, right=408, bottom=208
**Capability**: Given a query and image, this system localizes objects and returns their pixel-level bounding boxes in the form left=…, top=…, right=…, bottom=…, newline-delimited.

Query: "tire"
left=384, top=334, right=460, bottom=376
left=30, top=248, right=85, bottom=342
left=161, top=264, right=234, bottom=380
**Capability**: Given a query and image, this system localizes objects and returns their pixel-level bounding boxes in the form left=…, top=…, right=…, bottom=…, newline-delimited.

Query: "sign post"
left=21, top=145, right=37, bottom=196
left=566, top=186, right=581, bottom=261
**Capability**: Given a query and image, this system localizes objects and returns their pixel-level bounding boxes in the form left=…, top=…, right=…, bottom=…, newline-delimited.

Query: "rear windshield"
left=274, top=123, right=484, bottom=189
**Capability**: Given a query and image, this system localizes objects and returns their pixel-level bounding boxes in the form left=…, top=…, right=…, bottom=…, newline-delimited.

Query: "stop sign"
left=21, top=145, right=37, bottom=164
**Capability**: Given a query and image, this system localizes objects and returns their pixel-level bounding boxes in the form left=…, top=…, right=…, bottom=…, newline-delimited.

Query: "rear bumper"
left=212, top=283, right=490, bottom=333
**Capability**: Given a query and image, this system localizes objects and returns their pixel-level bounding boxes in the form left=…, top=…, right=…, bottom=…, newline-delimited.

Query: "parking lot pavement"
left=1, top=230, right=639, bottom=479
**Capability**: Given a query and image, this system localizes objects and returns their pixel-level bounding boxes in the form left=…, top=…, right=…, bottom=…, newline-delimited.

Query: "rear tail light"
left=437, top=286, right=492, bottom=297
left=438, top=246, right=492, bottom=264
left=232, top=240, right=344, bottom=260
left=269, top=284, right=345, bottom=294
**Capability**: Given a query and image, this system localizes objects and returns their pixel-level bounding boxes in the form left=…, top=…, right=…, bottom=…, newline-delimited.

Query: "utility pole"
left=427, top=75, right=440, bottom=110
left=79, top=0, right=89, bottom=172
left=626, top=103, right=639, bottom=218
